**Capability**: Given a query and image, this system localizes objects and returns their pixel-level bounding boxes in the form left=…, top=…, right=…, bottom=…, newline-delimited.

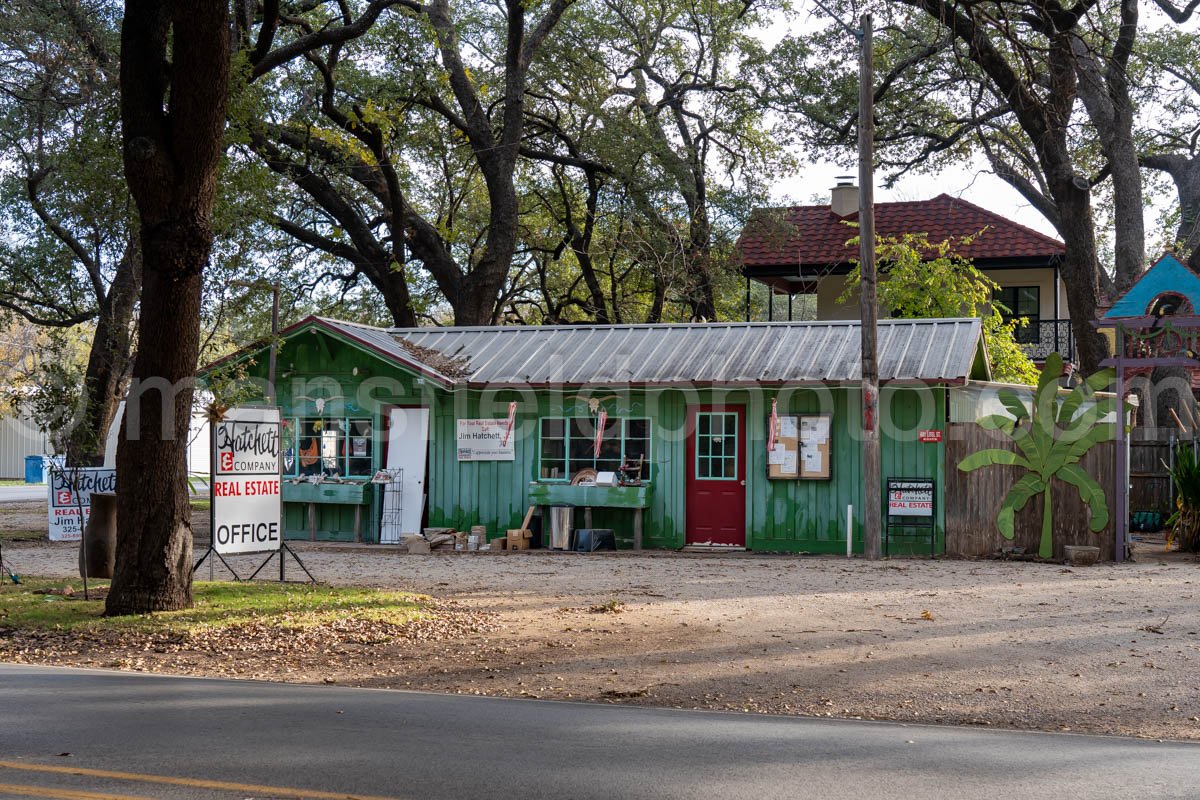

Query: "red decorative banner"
left=767, top=397, right=779, bottom=451
left=594, top=409, right=608, bottom=457
left=502, top=401, right=517, bottom=446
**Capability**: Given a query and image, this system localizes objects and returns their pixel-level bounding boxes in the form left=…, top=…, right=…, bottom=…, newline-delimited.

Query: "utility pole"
left=858, top=13, right=882, bottom=560
left=268, top=280, right=279, bottom=405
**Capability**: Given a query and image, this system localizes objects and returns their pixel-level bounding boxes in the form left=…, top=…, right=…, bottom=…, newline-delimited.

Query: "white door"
left=381, top=407, right=429, bottom=543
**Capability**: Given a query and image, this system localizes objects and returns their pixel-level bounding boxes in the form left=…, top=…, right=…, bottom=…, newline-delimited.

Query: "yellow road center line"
left=0, top=761, right=404, bottom=800
left=0, top=781, right=147, bottom=800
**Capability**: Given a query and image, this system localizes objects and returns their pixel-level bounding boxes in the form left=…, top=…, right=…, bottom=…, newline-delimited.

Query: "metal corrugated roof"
left=317, top=318, right=986, bottom=387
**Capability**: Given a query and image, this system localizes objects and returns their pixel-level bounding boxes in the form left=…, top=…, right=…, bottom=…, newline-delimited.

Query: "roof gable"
left=1104, top=254, right=1200, bottom=318
left=201, top=316, right=458, bottom=388
left=737, top=193, right=1065, bottom=269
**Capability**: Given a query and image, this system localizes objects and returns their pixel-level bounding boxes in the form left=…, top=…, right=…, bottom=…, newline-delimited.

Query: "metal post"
left=788, top=293, right=794, bottom=321
left=1169, top=430, right=1177, bottom=514
left=1054, top=264, right=1063, bottom=357
left=745, top=275, right=751, bottom=322
left=1115, top=329, right=1127, bottom=562
left=768, top=289, right=774, bottom=321
left=858, top=13, right=881, bottom=561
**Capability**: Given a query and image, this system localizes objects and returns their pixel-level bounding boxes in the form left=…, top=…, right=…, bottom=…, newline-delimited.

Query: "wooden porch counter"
left=282, top=480, right=372, bottom=542
left=527, top=483, right=653, bottom=550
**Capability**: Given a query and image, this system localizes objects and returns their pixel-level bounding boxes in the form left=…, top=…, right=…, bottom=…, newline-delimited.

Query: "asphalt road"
left=0, top=484, right=47, bottom=504
left=1, top=664, right=1197, bottom=800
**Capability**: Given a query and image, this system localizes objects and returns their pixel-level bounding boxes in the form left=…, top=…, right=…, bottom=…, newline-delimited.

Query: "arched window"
left=1147, top=292, right=1192, bottom=318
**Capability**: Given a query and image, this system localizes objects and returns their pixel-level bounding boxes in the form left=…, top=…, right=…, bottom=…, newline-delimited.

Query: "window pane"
left=540, top=438, right=565, bottom=479
left=299, top=418, right=337, bottom=476
left=596, top=459, right=622, bottom=474
left=569, top=432, right=594, bottom=463
left=626, top=419, right=648, bottom=440
left=1017, top=286, right=1040, bottom=317
left=540, top=418, right=566, bottom=480
left=698, top=414, right=709, bottom=435
left=569, top=457, right=595, bottom=477
left=347, top=418, right=372, bottom=476
left=598, top=436, right=621, bottom=463
left=282, top=419, right=298, bottom=476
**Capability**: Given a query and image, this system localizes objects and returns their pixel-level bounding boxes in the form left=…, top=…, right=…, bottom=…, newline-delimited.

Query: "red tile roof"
left=737, top=193, right=1066, bottom=269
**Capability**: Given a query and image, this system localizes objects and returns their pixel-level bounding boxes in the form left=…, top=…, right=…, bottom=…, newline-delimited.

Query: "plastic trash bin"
left=23, top=455, right=44, bottom=484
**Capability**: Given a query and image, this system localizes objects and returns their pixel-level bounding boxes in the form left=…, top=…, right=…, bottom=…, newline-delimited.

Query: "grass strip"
left=0, top=579, right=424, bottom=633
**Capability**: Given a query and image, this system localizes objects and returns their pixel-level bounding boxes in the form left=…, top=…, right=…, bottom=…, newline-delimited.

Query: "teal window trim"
left=282, top=415, right=374, bottom=479
left=538, top=416, right=652, bottom=483
left=694, top=412, right=739, bottom=481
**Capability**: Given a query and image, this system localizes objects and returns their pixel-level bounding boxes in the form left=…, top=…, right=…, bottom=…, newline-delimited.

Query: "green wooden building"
left=206, top=316, right=990, bottom=555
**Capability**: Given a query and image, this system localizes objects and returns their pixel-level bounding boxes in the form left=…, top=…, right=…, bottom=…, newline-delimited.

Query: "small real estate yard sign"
left=47, top=467, right=116, bottom=542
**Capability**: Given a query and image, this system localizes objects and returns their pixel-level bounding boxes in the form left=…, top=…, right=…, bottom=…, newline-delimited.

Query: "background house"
left=736, top=180, right=1073, bottom=364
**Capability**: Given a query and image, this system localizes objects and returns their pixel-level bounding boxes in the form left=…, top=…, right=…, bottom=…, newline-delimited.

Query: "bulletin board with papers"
left=766, top=413, right=832, bottom=480
left=767, top=415, right=800, bottom=479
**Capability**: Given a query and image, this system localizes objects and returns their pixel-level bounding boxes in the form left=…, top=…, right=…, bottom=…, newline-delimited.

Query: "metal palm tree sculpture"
left=958, top=353, right=1118, bottom=559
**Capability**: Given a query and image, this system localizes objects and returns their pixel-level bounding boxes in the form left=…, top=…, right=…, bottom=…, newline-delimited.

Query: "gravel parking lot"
left=4, top=510, right=1200, bottom=741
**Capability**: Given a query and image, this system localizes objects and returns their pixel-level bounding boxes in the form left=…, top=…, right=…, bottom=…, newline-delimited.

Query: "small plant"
left=1166, top=446, right=1200, bottom=552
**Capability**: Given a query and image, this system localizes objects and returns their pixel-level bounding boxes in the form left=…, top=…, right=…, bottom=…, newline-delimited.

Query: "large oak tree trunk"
left=106, top=0, right=229, bottom=616
left=69, top=240, right=141, bottom=467
left=1053, top=185, right=1110, bottom=376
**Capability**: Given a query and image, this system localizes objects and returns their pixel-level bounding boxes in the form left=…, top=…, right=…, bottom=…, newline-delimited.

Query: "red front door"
left=685, top=405, right=746, bottom=546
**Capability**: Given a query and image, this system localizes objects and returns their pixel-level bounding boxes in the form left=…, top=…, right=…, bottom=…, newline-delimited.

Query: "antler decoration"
left=294, top=394, right=346, bottom=414
left=566, top=394, right=620, bottom=414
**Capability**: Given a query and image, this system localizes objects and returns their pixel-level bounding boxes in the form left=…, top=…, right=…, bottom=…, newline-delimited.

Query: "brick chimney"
left=830, top=176, right=858, bottom=218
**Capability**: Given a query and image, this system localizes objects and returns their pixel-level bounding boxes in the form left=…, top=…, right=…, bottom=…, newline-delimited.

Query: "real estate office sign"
left=211, top=407, right=282, bottom=555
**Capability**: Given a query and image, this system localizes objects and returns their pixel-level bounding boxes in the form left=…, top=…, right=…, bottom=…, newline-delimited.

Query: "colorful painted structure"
left=1097, top=253, right=1200, bottom=560
left=205, top=316, right=991, bottom=554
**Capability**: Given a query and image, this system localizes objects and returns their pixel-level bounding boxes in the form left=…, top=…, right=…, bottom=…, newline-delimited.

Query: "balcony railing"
left=1014, top=319, right=1075, bottom=363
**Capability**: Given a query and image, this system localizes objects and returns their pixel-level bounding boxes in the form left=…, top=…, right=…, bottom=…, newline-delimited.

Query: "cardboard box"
left=490, top=538, right=508, bottom=551
left=507, top=528, right=532, bottom=540
left=407, top=538, right=431, bottom=555
left=508, top=537, right=530, bottom=551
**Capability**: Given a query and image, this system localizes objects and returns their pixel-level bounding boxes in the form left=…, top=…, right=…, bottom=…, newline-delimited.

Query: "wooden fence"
left=944, top=423, right=1116, bottom=560
left=1129, top=430, right=1198, bottom=514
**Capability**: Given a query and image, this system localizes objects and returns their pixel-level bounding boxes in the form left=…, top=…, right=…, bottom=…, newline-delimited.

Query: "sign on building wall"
left=456, top=418, right=516, bottom=461
left=47, top=467, right=116, bottom=542
left=212, top=407, right=282, bottom=555
left=887, top=479, right=935, bottom=517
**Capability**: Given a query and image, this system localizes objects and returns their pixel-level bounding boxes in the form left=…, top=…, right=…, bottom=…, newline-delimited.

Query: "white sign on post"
left=211, top=407, right=282, bottom=555
left=47, top=467, right=117, bottom=542
left=456, top=418, right=516, bottom=461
